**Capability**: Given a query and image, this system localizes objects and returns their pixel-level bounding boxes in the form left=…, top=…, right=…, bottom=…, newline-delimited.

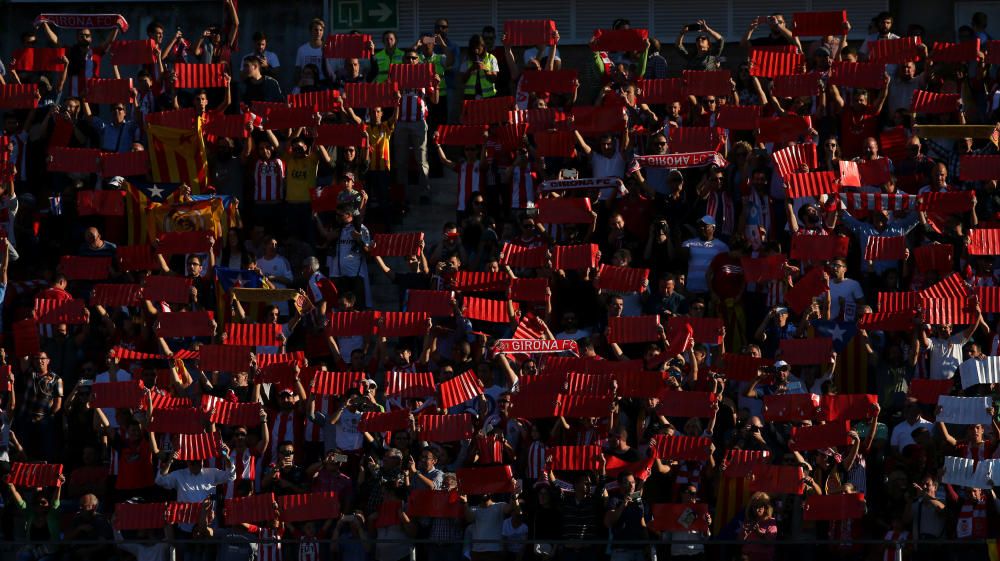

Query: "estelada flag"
left=147, top=120, right=208, bottom=193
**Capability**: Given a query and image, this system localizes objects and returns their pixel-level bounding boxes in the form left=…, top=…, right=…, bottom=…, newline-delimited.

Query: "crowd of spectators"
left=3, top=6, right=1000, bottom=561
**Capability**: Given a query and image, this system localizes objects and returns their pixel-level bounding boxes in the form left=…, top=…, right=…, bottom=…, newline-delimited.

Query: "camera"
left=686, top=24, right=703, bottom=32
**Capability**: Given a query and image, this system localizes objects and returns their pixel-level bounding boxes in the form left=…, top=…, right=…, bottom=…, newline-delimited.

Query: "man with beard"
left=49, top=25, right=120, bottom=98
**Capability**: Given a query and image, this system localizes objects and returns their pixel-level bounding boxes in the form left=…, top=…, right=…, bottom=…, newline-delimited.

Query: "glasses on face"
left=704, top=99, right=717, bottom=104
left=189, top=261, right=202, bottom=268
left=406, top=56, right=419, bottom=61
left=498, top=399, right=511, bottom=404
left=115, top=107, right=126, bottom=112
left=279, top=450, right=294, bottom=457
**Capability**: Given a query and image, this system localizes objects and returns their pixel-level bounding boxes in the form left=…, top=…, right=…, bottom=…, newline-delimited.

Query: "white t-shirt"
left=681, top=238, right=729, bottom=293
left=501, top=517, right=529, bottom=553
left=889, top=417, right=933, bottom=451
left=295, top=42, right=324, bottom=71
left=258, top=254, right=294, bottom=315
left=591, top=149, right=625, bottom=201
left=928, top=333, right=968, bottom=380
left=470, top=502, right=507, bottom=552
left=333, top=408, right=363, bottom=451
left=828, top=278, right=864, bottom=320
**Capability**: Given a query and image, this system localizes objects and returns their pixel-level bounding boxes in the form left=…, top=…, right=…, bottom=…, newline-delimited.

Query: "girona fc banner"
left=632, top=151, right=727, bottom=169
left=493, top=339, right=579, bottom=356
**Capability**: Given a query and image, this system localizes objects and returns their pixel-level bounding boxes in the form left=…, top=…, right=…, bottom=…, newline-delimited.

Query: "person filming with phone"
left=604, top=472, right=649, bottom=561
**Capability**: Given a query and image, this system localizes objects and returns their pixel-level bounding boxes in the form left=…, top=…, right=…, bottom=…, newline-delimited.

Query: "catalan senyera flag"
left=714, top=474, right=751, bottom=533
left=147, top=121, right=208, bottom=193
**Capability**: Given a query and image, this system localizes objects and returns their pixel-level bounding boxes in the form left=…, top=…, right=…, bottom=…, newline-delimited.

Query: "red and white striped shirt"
left=510, top=166, right=537, bottom=209
left=298, top=537, right=320, bottom=561
left=257, top=527, right=283, bottom=561
left=882, top=529, right=908, bottom=561
left=526, top=440, right=547, bottom=480
left=398, top=90, right=428, bottom=122
left=474, top=434, right=504, bottom=464
left=456, top=161, right=483, bottom=212
left=956, top=498, right=988, bottom=538
left=254, top=158, right=286, bottom=202
left=228, top=448, right=258, bottom=497
left=269, top=411, right=296, bottom=460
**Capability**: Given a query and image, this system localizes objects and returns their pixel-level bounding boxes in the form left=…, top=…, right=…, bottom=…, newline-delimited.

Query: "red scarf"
left=34, top=14, right=128, bottom=32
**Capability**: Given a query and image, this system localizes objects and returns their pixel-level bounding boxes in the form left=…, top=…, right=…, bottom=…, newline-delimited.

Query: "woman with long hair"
left=740, top=491, right=778, bottom=561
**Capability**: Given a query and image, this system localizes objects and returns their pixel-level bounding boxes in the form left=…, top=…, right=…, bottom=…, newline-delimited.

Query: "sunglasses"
left=652, top=141, right=667, bottom=146
left=406, top=56, right=419, bottom=61
left=279, top=450, right=294, bottom=457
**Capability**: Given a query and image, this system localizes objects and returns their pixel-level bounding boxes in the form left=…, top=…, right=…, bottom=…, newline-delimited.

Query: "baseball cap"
left=698, top=215, right=716, bottom=226
left=774, top=360, right=790, bottom=370
left=814, top=46, right=832, bottom=58
left=363, top=379, right=378, bottom=389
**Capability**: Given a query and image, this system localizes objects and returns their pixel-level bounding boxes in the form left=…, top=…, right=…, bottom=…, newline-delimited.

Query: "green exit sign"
left=332, top=0, right=397, bottom=30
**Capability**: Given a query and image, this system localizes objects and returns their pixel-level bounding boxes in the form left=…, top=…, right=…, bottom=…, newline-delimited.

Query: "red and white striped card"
left=385, top=371, right=436, bottom=399
left=199, top=345, right=254, bottom=372
left=863, top=235, right=907, bottom=260
left=607, top=315, right=660, bottom=344
left=378, top=311, right=430, bottom=337
left=653, top=434, right=712, bottom=462
left=172, top=63, right=227, bottom=89
left=142, top=276, right=192, bottom=304
left=789, top=421, right=852, bottom=451
left=224, top=323, right=282, bottom=346
left=547, top=445, right=601, bottom=471
left=452, top=271, right=511, bottom=292
left=91, top=283, right=142, bottom=307
left=310, top=371, right=365, bottom=396
left=224, top=493, right=277, bottom=524
left=417, top=414, right=475, bottom=441
left=437, top=370, right=484, bottom=409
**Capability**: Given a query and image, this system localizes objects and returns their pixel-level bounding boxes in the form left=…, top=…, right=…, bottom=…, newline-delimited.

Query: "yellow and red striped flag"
left=147, top=120, right=207, bottom=193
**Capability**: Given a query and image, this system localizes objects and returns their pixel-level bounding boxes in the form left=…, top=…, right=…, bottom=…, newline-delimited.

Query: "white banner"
left=959, top=356, right=1000, bottom=389
left=936, top=396, right=994, bottom=425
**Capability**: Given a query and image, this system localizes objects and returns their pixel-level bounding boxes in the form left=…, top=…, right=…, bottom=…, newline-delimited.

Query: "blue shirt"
left=839, top=211, right=920, bottom=274
left=92, top=118, right=140, bottom=153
